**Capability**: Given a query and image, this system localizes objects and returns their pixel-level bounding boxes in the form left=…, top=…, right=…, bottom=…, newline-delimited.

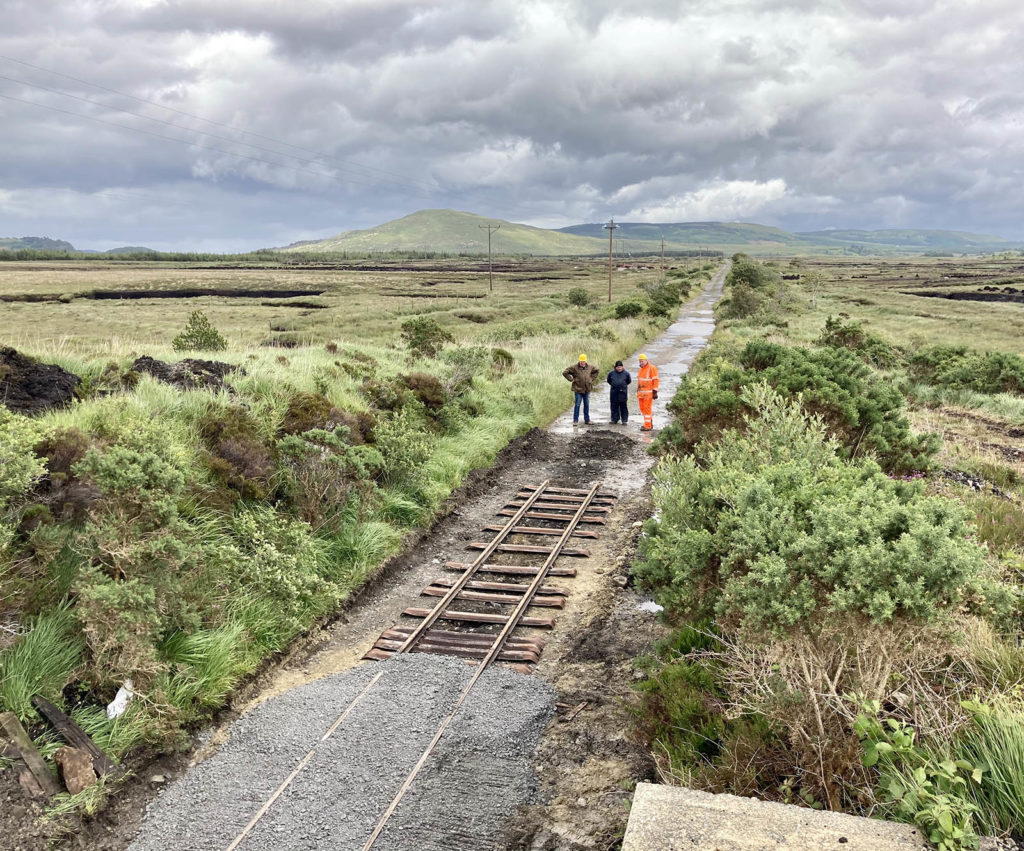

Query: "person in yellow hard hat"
left=636, top=353, right=659, bottom=431
left=563, top=353, right=599, bottom=426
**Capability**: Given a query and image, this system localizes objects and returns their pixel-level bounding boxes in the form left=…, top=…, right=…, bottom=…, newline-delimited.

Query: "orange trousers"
left=637, top=390, right=654, bottom=428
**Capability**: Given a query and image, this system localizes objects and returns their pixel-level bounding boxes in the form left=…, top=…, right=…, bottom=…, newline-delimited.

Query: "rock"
left=0, top=347, right=80, bottom=414
left=577, top=797, right=588, bottom=807
left=613, top=575, right=628, bottom=587
left=54, top=746, right=97, bottom=795
left=150, top=775, right=167, bottom=784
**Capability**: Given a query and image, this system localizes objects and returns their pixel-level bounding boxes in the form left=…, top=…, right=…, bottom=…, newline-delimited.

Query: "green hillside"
left=560, top=220, right=806, bottom=247
left=284, top=209, right=613, bottom=255
left=0, top=236, right=76, bottom=251
left=795, top=228, right=1018, bottom=251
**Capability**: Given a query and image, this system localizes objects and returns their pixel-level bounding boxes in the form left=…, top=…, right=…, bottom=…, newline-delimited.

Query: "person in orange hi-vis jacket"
left=636, top=353, right=659, bottom=431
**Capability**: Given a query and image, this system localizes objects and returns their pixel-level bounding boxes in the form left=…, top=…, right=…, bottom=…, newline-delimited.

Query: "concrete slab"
left=622, top=783, right=930, bottom=851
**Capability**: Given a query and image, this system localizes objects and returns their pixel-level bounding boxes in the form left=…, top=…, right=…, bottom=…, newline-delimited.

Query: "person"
left=563, top=353, right=599, bottom=426
left=606, top=360, right=631, bottom=424
left=636, top=353, right=659, bottom=431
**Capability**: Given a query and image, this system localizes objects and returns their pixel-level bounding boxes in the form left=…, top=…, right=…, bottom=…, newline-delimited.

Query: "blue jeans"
left=573, top=392, right=590, bottom=423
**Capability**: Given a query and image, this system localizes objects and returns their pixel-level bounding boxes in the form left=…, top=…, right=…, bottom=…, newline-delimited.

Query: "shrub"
left=640, top=279, right=685, bottom=317
left=171, top=310, right=228, bottom=352
left=657, top=340, right=938, bottom=475
left=0, top=408, right=47, bottom=552
left=817, top=315, right=900, bottom=369
left=373, top=404, right=435, bottom=486
left=439, top=346, right=491, bottom=395
left=402, top=372, right=446, bottom=411
left=567, top=287, right=591, bottom=307
left=639, top=384, right=992, bottom=635
left=491, top=347, right=515, bottom=376
left=614, top=299, right=646, bottom=319
left=910, top=346, right=1024, bottom=396
left=400, top=316, right=454, bottom=358
left=636, top=384, right=1002, bottom=810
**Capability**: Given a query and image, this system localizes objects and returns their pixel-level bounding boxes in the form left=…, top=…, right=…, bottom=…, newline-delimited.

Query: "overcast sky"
left=1, top=0, right=1022, bottom=251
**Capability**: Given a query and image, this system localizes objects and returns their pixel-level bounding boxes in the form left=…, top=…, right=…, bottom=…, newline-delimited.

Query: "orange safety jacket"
left=636, top=362, right=659, bottom=395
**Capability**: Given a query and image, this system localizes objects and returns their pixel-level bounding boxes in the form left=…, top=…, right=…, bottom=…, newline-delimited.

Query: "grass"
left=0, top=605, right=83, bottom=722
left=959, top=704, right=1024, bottom=836
left=0, top=254, right=714, bottom=793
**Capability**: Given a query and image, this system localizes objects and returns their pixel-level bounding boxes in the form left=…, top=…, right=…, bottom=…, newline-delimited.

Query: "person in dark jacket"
left=563, top=353, right=600, bottom=425
left=606, top=360, right=631, bottom=424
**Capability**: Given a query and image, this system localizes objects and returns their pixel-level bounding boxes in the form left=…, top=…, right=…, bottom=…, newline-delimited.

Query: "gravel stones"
left=129, top=654, right=554, bottom=851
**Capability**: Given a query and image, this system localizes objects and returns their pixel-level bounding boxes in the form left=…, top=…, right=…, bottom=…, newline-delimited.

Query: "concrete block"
left=622, top=783, right=930, bottom=851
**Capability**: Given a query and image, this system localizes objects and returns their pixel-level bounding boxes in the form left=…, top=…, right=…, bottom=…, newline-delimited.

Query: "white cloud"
left=617, top=179, right=789, bottom=222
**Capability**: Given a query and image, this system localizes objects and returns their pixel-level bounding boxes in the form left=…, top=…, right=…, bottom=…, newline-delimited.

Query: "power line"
left=0, top=72, right=432, bottom=196
left=0, top=53, right=435, bottom=193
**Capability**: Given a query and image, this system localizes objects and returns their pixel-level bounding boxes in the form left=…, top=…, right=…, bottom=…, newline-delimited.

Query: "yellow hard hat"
left=578, top=353, right=587, bottom=361
left=638, top=353, right=648, bottom=361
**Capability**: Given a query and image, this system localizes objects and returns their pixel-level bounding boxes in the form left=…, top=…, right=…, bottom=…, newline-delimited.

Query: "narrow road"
left=126, top=266, right=728, bottom=851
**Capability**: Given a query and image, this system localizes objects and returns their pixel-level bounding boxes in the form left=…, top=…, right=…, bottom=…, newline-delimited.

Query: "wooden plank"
left=482, top=524, right=598, bottom=539
left=373, top=638, right=541, bottom=664
left=468, top=542, right=590, bottom=557
left=32, top=696, right=120, bottom=777
left=445, top=561, right=577, bottom=577
left=507, top=500, right=611, bottom=513
left=516, top=491, right=616, bottom=505
left=497, top=508, right=606, bottom=525
left=430, top=576, right=570, bottom=596
left=379, top=627, right=545, bottom=651
left=521, top=484, right=618, bottom=498
left=421, top=586, right=566, bottom=608
left=0, top=711, right=61, bottom=797
left=404, top=607, right=555, bottom=628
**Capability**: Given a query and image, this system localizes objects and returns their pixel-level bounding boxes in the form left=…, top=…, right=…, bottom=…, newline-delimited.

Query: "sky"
left=1, top=0, right=1023, bottom=252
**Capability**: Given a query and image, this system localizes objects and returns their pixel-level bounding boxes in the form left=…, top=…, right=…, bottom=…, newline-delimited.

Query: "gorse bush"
left=817, top=315, right=901, bottom=369
left=910, top=346, right=1024, bottom=396
left=567, top=287, right=591, bottom=307
left=636, top=384, right=1003, bottom=812
left=657, top=340, right=938, bottom=474
left=614, top=299, right=646, bottom=319
left=639, top=278, right=686, bottom=317
left=0, top=408, right=46, bottom=552
left=171, top=310, right=228, bottom=352
left=400, top=315, right=454, bottom=358
left=638, top=383, right=993, bottom=636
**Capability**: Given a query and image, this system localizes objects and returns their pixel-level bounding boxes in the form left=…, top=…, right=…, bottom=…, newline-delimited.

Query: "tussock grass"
left=0, top=604, right=83, bottom=722
left=959, top=704, right=1024, bottom=836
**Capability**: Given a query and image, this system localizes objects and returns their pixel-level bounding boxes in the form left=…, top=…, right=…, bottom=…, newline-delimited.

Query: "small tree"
left=400, top=316, right=454, bottom=359
left=172, top=310, right=227, bottom=352
left=567, top=287, right=591, bottom=307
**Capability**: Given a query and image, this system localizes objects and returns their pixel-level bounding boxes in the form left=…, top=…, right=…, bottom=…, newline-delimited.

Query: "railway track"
left=364, top=479, right=616, bottom=671
left=225, top=479, right=616, bottom=851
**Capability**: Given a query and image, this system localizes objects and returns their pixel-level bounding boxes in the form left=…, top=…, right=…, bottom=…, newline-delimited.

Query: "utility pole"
left=478, top=223, right=501, bottom=293
left=660, top=234, right=665, bottom=276
left=603, top=218, right=618, bottom=302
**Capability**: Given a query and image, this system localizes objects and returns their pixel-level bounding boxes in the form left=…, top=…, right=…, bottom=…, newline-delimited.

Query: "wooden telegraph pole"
left=478, top=223, right=501, bottom=293
left=603, top=218, right=618, bottom=302
left=660, top=234, right=665, bottom=276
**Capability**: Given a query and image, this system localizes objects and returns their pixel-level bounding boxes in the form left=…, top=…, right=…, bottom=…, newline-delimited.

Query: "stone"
left=54, top=746, right=98, bottom=795
left=622, top=784, right=930, bottom=851
left=150, top=775, right=167, bottom=784
left=613, top=575, right=628, bottom=587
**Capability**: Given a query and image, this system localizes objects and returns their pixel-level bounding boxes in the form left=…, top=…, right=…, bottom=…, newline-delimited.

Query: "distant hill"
left=102, top=246, right=158, bottom=255
left=0, top=236, right=76, bottom=251
left=559, top=220, right=807, bottom=247
left=794, top=228, right=1017, bottom=252
left=283, top=209, right=612, bottom=255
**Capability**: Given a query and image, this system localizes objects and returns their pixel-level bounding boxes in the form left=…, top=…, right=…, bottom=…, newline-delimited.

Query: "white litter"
left=637, top=600, right=664, bottom=614
left=106, top=679, right=135, bottom=719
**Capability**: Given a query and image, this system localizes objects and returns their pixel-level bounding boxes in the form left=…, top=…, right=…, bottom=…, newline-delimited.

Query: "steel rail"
left=393, top=478, right=551, bottom=654
left=361, top=481, right=602, bottom=851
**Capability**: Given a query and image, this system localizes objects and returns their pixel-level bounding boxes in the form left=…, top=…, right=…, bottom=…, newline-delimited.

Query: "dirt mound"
left=0, top=347, right=80, bottom=414
left=131, top=356, right=243, bottom=391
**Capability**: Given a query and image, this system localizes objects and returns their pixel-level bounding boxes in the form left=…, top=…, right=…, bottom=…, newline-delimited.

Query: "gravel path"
left=129, top=654, right=554, bottom=851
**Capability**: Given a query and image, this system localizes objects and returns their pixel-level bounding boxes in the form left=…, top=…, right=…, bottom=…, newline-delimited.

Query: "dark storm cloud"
left=2, top=0, right=1024, bottom=250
